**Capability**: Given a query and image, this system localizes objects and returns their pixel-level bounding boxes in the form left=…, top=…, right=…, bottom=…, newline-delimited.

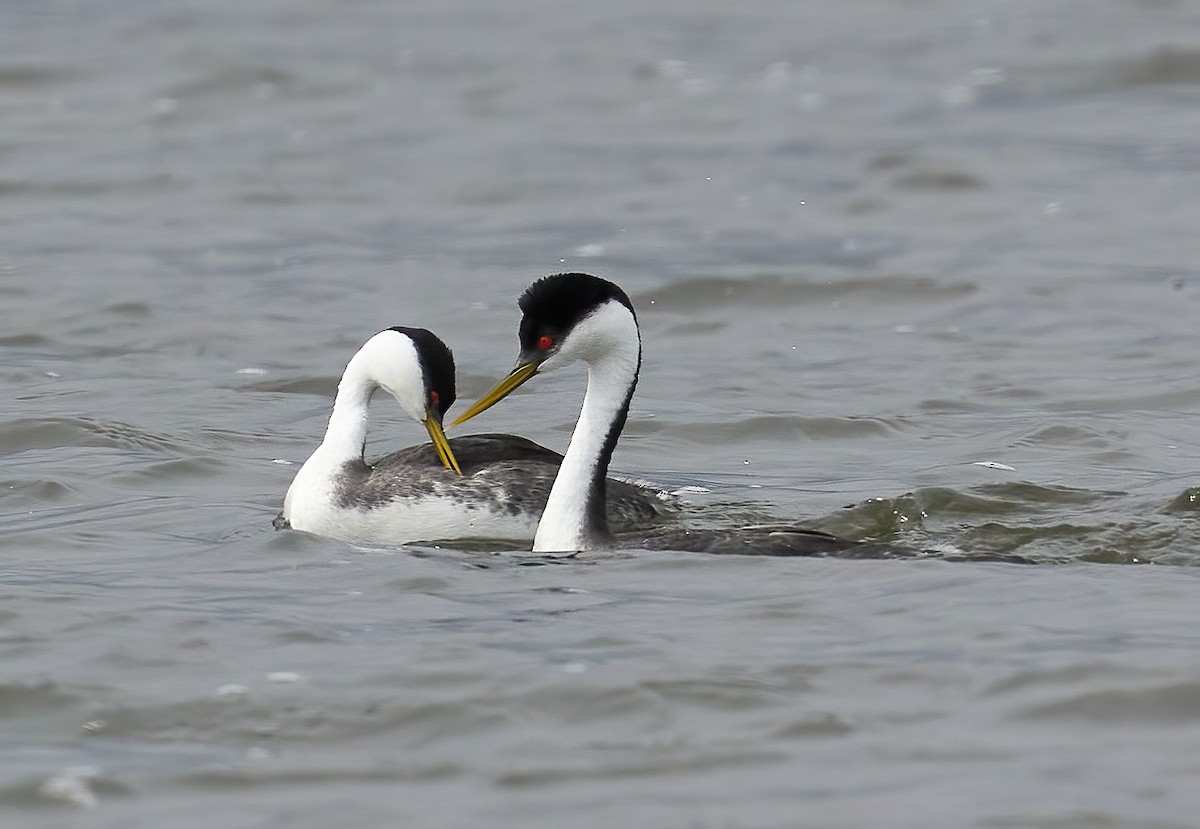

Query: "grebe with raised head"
left=452, top=274, right=912, bottom=557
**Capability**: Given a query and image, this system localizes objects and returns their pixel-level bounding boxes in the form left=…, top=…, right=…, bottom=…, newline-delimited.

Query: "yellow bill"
left=423, top=414, right=462, bottom=474
left=450, top=361, right=539, bottom=427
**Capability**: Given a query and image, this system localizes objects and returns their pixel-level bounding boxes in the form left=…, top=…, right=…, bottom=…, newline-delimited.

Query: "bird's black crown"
left=517, top=273, right=636, bottom=351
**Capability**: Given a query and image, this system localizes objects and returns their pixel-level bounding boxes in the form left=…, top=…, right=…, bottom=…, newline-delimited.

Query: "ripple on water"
left=1164, top=487, right=1200, bottom=513
left=0, top=64, right=78, bottom=87
left=1021, top=681, right=1200, bottom=725
left=176, top=762, right=461, bottom=792
left=108, top=457, right=228, bottom=485
left=0, top=681, right=81, bottom=720
left=825, top=482, right=1117, bottom=530
left=1011, top=423, right=1124, bottom=449
left=980, top=663, right=1130, bottom=698
left=0, top=770, right=131, bottom=811
left=1118, top=46, right=1200, bottom=86
left=0, top=417, right=178, bottom=453
left=0, top=176, right=175, bottom=199
left=640, top=273, right=977, bottom=313
left=772, top=712, right=853, bottom=739
left=819, top=483, right=1195, bottom=564
left=665, top=414, right=897, bottom=443
left=162, top=66, right=304, bottom=103
left=888, top=169, right=989, bottom=191
left=88, top=690, right=511, bottom=748
left=0, top=478, right=73, bottom=503
left=235, top=376, right=338, bottom=396
left=494, top=746, right=787, bottom=788
left=0, top=333, right=49, bottom=347
left=0, top=496, right=179, bottom=540
left=638, top=676, right=783, bottom=711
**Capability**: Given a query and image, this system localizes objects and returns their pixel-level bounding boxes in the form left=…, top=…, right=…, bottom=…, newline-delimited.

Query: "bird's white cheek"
left=382, top=382, right=428, bottom=424
left=540, top=337, right=601, bottom=372
left=538, top=351, right=568, bottom=372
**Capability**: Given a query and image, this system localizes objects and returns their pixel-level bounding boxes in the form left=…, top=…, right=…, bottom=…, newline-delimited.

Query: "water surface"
left=3, top=0, right=1200, bottom=825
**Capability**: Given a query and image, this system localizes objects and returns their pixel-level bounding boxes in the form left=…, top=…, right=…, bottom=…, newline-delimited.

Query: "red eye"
left=429, top=390, right=440, bottom=405
left=537, top=335, right=553, bottom=350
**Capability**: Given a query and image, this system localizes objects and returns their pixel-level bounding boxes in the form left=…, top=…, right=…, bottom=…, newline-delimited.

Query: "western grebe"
left=452, top=273, right=912, bottom=557
left=275, top=325, right=672, bottom=544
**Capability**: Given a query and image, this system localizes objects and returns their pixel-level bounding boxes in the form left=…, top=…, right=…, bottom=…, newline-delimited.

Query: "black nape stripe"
left=516, top=273, right=642, bottom=543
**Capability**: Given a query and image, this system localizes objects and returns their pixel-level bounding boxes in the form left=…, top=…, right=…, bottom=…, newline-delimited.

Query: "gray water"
left=3, top=0, right=1200, bottom=825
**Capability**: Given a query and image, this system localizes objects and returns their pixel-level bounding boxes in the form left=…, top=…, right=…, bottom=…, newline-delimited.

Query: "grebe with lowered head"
left=451, top=273, right=913, bottom=557
left=276, top=325, right=671, bottom=545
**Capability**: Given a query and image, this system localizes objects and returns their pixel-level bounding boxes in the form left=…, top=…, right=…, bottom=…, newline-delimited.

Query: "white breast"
left=286, top=486, right=541, bottom=544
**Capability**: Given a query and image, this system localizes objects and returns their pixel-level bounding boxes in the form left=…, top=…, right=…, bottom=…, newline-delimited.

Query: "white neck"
left=282, top=360, right=375, bottom=522
left=302, top=330, right=426, bottom=468
left=533, top=305, right=641, bottom=552
left=320, top=360, right=376, bottom=462
left=290, top=359, right=375, bottom=496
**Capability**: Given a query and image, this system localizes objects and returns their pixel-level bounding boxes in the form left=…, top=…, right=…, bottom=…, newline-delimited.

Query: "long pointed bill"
left=450, top=361, right=539, bottom=428
left=423, top=414, right=462, bottom=474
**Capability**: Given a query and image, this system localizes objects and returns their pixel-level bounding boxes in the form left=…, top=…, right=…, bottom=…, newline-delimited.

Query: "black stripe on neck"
left=583, top=344, right=642, bottom=543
